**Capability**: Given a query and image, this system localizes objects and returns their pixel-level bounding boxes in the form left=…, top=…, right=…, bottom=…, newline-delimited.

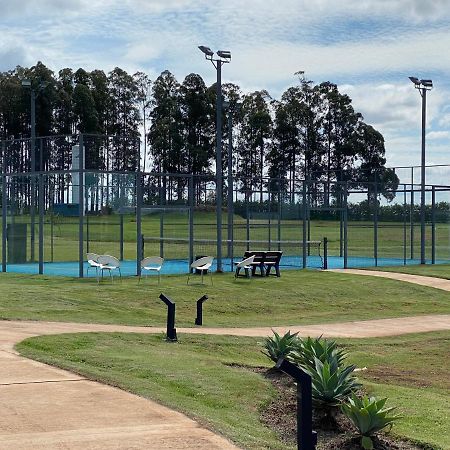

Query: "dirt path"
left=330, top=268, right=450, bottom=291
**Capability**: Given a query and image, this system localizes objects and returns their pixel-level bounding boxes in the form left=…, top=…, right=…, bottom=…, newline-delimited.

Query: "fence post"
left=343, top=182, right=348, bottom=269
left=373, top=180, right=378, bottom=267
left=410, top=169, right=414, bottom=259
left=323, top=236, right=328, bottom=270
left=78, top=134, right=84, bottom=278
left=119, top=213, right=124, bottom=261
left=2, top=140, right=6, bottom=272
left=432, top=186, right=436, bottom=264
left=302, top=181, right=307, bottom=269
left=403, top=184, right=407, bottom=265
left=38, top=173, right=44, bottom=274
left=188, top=175, right=194, bottom=269
left=136, top=170, right=142, bottom=277
left=278, top=178, right=282, bottom=251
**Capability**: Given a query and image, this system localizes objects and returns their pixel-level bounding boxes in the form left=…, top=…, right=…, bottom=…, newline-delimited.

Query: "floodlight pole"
left=199, top=47, right=231, bottom=273
left=409, top=77, right=432, bottom=265
left=216, top=61, right=223, bottom=272
left=420, top=88, right=426, bottom=265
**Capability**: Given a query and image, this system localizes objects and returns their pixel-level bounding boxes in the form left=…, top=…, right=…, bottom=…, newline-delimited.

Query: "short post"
left=159, top=293, right=177, bottom=341
left=323, top=237, right=328, bottom=270
left=276, top=358, right=317, bottom=450
left=195, top=295, right=208, bottom=325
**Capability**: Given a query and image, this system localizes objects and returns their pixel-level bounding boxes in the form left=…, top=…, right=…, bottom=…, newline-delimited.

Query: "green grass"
left=16, top=331, right=450, bottom=449
left=370, top=264, right=450, bottom=280
left=1, top=270, right=450, bottom=326
left=3, top=212, right=450, bottom=263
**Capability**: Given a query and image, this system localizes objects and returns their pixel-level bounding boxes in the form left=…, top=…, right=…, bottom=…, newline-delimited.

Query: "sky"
left=0, top=0, right=449, bottom=185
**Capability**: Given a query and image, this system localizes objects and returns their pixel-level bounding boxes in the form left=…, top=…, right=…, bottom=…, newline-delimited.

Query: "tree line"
left=0, top=61, right=399, bottom=205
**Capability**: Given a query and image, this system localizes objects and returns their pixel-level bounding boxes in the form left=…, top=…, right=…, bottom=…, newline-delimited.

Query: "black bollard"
left=159, top=293, right=177, bottom=341
left=276, top=358, right=317, bottom=450
left=194, top=295, right=208, bottom=325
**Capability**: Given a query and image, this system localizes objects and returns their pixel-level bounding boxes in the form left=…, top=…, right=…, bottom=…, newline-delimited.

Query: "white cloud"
left=427, top=131, right=450, bottom=139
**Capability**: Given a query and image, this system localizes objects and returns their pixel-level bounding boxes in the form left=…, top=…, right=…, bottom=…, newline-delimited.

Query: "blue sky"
left=1, top=0, right=449, bottom=184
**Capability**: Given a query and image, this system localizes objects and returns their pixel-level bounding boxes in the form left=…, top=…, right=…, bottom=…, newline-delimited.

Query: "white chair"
left=86, top=253, right=101, bottom=277
left=187, top=256, right=214, bottom=285
left=140, top=256, right=164, bottom=284
left=234, top=255, right=255, bottom=278
left=97, top=255, right=121, bottom=281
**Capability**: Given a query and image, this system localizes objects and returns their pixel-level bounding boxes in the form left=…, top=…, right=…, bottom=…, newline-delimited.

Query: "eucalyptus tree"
left=107, top=67, right=140, bottom=171
left=237, top=90, right=272, bottom=201
left=180, top=73, right=214, bottom=201
left=148, top=70, right=183, bottom=201
left=134, top=71, right=152, bottom=172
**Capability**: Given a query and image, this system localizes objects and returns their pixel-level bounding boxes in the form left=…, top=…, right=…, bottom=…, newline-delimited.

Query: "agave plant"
left=341, top=394, right=401, bottom=450
left=290, top=336, right=348, bottom=370
left=262, top=330, right=300, bottom=363
left=307, top=357, right=361, bottom=406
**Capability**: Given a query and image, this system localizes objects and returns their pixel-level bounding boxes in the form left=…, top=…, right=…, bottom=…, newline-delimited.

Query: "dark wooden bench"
left=243, top=250, right=266, bottom=276
left=264, top=251, right=283, bottom=277
left=242, top=250, right=283, bottom=277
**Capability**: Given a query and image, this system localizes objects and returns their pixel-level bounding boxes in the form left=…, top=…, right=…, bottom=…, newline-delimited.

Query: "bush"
left=341, top=394, right=401, bottom=450
left=289, top=336, right=347, bottom=370
left=307, top=357, right=361, bottom=407
left=262, top=330, right=300, bottom=363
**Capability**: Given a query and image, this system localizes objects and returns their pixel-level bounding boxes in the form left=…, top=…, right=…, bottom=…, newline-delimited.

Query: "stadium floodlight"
left=217, top=50, right=231, bottom=59
left=198, top=45, right=214, bottom=57
left=409, top=76, right=433, bottom=264
left=198, top=45, right=232, bottom=272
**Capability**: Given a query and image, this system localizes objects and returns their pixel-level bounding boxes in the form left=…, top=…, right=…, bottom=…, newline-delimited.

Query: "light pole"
left=409, top=76, right=433, bottom=265
left=223, top=101, right=239, bottom=268
left=198, top=46, right=231, bottom=273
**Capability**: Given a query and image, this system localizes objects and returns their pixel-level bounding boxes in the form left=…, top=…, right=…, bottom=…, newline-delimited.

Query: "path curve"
left=2, top=312, right=450, bottom=449
left=330, top=268, right=450, bottom=291
left=0, top=320, right=238, bottom=449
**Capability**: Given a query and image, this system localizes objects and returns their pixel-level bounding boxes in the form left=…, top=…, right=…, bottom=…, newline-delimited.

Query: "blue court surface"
left=3, top=255, right=448, bottom=277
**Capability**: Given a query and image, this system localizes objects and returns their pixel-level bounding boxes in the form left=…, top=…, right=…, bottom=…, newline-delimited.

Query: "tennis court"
left=4, top=254, right=447, bottom=277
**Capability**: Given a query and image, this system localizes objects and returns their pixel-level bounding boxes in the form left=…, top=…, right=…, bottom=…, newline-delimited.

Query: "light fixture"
left=217, top=50, right=231, bottom=59
left=198, top=45, right=214, bottom=57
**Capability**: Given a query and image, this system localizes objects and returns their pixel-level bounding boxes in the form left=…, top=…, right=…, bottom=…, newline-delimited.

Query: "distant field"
left=1, top=211, right=449, bottom=263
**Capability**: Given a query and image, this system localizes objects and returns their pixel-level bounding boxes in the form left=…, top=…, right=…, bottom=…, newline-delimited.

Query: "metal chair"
left=187, top=256, right=214, bottom=285
left=140, top=256, right=164, bottom=284
left=97, top=254, right=121, bottom=281
left=86, top=253, right=101, bottom=278
left=234, top=255, right=255, bottom=278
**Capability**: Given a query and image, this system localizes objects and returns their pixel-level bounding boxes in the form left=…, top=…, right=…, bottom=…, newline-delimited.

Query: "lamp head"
left=421, top=79, right=433, bottom=88
left=21, top=79, right=32, bottom=87
left=198, top=45, right=214, bottom=57
left=217, top=50, right=231, bottom=59
left=409, top=76, right=420, bottom=85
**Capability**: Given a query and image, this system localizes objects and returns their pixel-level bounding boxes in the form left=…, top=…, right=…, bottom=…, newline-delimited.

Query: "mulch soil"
left=256, top=367, right=425, bottom=450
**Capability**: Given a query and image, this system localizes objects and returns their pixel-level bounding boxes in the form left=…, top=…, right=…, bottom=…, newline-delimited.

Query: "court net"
left=142, top=236, right=324, bottom=269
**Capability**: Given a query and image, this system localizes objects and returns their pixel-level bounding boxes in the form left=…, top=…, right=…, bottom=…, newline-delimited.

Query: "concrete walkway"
left=330, top=268, right=450, bottom=291
left=0, top=321, right=238, bottom=449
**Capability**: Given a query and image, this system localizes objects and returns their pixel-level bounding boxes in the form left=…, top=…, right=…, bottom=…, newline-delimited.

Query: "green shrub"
left=290, top=336, right=347, bottom=370
left=308, top=357, right=361, bottom=406
left=262, top=330, right=300, bottom=363
left=341, top=394, right=401, bottom=450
